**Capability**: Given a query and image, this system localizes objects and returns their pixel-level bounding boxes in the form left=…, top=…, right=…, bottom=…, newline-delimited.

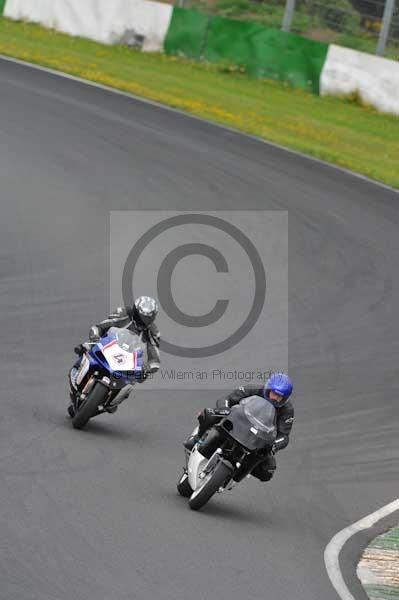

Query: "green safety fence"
left=205, top=17, right=328, bottom=94
left=164, top=7, right=209, bottom=60
left=165, top=8, right=329, bottom=94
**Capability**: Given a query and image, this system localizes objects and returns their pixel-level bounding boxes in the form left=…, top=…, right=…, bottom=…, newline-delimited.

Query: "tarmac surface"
left=0, top=58, right=398, bottom=600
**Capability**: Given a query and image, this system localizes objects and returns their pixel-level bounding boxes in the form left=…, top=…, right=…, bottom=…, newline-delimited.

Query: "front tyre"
left=177, top=471, right=193, bottom=497
left=189, top=461, right=232, bottom=511
left=72, top=383, right=108, bottom=430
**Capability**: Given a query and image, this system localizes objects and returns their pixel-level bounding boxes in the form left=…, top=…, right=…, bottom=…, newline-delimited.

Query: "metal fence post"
left=282, top=0, right=296, bottom=32
left=376, top=0, right=396, bottom=56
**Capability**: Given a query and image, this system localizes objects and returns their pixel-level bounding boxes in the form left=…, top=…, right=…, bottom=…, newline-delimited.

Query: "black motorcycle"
left=177, top=395, right=277, bottom=511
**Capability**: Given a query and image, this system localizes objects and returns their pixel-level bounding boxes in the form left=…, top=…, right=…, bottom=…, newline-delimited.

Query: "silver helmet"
left=133, top=296, right=159, bottom=328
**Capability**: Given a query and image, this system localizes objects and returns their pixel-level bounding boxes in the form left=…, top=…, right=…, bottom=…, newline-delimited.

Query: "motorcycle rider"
left=184, top=372, right=294, bottom=482
left=69, top=296, right=160, bottom=415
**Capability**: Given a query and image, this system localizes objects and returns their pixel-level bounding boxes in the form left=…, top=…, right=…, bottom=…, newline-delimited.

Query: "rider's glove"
left=89, top=326, right=101, bottom=342
left=272, top=436, right=287, bottom=454
left=214, top=408, right=231, bottom=416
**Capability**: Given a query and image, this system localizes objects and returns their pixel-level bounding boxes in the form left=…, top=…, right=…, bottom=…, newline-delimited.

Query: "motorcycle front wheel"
left=177, top=471, right=193, bottom=497
left=188, top=460, right=232, bottom=511
left=72, top=383, right=108, bottom=430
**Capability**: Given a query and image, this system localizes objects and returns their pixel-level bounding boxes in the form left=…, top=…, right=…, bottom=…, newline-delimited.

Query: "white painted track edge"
left=324, top=498, right=399, bottom=600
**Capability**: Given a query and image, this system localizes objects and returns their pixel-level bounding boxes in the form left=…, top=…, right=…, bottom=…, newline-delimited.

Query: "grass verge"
left=0, top=16, right=398, bottom=188
left=360, top=526, right=399, bottom=599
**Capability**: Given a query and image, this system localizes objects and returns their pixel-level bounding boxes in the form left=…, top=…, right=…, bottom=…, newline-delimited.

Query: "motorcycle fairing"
left=187, top=446, right=208, bottom=491
left=76, top=355, right=90, bottom=386
left=91, top=329, right=144, bottom=376
left=220, top=395, right=277, bottom=451
left=100, top=339, right=139, bottom=372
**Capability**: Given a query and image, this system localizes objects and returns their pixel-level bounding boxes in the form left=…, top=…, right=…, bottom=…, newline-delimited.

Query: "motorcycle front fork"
left=233, top=453, right=262, bottom=482
left=196, top=428, right=223, bottom=459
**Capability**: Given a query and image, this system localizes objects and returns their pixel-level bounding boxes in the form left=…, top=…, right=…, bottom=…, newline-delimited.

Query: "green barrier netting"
left=204, top=17, right=329, bottom=94
left=165, top=8, right=329, bottom=94
left=164, top=7, right=210, bottom=60
left=0, top=0, right=6, bottom=15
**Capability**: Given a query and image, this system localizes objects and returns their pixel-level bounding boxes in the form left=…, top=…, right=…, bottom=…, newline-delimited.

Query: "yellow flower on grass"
left=0, top=16, right=397, bottom=188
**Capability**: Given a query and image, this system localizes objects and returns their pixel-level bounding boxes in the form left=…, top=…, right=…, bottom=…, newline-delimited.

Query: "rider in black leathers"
left=184, top=373, right=294, bottom=482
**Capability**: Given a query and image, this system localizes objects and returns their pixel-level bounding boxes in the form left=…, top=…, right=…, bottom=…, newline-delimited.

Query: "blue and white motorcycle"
left=68, top=327, right=145, bottom=429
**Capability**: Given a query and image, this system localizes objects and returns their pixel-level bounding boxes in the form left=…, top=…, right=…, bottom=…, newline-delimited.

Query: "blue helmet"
left=265, top=372, right=293, bottom=406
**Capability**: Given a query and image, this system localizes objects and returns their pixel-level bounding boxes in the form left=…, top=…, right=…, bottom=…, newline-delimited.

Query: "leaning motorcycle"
left=68, top=327, right=145, bottom=430
left=177, top=395, right=277, bottom=511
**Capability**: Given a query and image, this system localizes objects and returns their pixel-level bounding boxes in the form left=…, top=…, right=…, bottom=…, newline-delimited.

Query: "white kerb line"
left=324, top=498, right=399, bottom=600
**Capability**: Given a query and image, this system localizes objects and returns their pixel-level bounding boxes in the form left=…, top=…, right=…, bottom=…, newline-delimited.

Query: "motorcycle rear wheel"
left=189, top=460, right=231, bottom=511
left=72, top=383, right=108, bottom=430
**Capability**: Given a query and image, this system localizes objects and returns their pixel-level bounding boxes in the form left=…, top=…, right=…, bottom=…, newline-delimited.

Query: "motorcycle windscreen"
left=101, top=327, right=146, bottom=372
left=221, top=395, right=277, bottom=451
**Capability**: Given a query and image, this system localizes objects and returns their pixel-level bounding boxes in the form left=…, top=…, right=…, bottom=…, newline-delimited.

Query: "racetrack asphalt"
left=0, top=57, right=398, bottom=600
